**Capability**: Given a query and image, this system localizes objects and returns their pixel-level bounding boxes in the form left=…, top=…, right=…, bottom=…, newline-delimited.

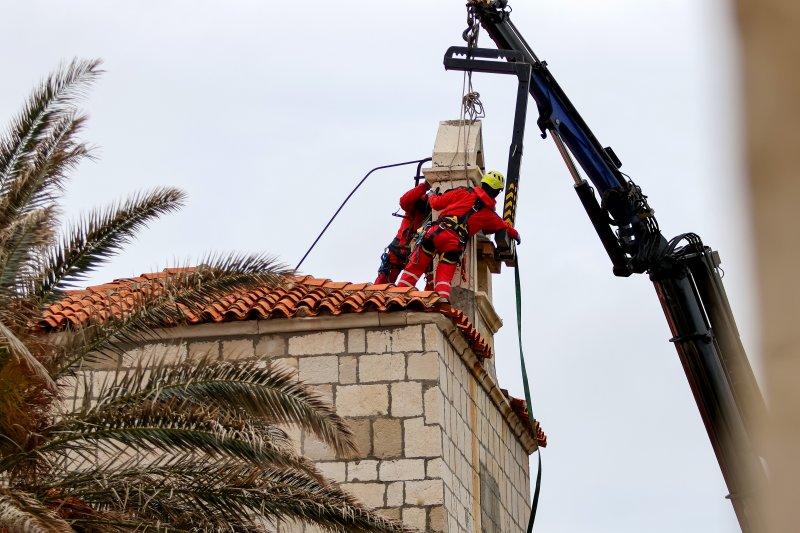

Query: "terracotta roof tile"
left=502, top=389, right=548, bottom=448
left=39, top=270, right=549, bottom=446
left=38, top=272, right=495, bottom=360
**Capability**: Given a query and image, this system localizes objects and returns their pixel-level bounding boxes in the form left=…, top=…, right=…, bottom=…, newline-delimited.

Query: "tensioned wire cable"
left=295, top=158, right=431, bottom=270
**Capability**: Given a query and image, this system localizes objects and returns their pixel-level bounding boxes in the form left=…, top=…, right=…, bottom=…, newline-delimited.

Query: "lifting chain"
left=462, top=5, right=480, bottom=48
left=461, top=4, right=485, bottom=122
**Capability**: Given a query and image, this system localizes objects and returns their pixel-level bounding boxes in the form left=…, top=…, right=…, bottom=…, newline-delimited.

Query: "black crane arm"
left=459, top=2, right=769, bottom=531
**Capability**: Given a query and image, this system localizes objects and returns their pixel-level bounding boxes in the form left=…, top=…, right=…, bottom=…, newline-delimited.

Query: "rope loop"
left=463, top=91, right=485, bottom=122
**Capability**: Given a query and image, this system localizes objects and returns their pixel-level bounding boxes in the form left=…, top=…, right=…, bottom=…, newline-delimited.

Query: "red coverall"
left=375, top=182, right=431, bottom=285
left=396, top=186, right=520, bottom=300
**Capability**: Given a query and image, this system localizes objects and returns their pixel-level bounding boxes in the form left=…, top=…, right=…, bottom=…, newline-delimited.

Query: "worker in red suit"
left=375, top=181, right=432, bottom=286
left=396, top=170, right=521, bottom=302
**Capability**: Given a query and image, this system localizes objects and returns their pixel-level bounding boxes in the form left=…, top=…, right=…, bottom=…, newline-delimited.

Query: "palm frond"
left=0, top=59, right=404, bottom=533
left=39, top=425, right=287, bottom=484
left=40, top=396, right=317, bottom=475
left=0, top=112, right=90, bottom=235
left=0, top=58, right=101, bottom=187
left=35, top=187, right=186, bottom=303
left=180, top=465, right=412, bottom=533
left=0, top=488, right=75, bottom=533
left=49, top=254, right=292, bottom=375
left=0, top=207, right=56, bottom=295
left=22, top=490, right=174, bottom=533
left=85, top=358, right=355, bottom=456
left=0, top=320, right=56, bottom=391
left=50, top=461, right=412, bottom=533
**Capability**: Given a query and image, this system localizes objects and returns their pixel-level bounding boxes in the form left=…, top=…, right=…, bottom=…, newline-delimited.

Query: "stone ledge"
left=134, top=313, right=389, bottom=342
left=154, top=320, right=258, bottom=339
left=475, top=291, right=503, bottom=334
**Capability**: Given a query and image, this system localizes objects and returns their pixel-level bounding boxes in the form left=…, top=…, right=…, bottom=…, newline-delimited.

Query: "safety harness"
left=380, top=197, right=434, bottom=277
left=377, top=237, right=410, bottom=277
left=425, top=186, right=485, bottom=250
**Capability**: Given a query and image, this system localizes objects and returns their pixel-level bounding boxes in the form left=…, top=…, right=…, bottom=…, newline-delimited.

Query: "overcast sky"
left=0, top=1, right=754, bottom=531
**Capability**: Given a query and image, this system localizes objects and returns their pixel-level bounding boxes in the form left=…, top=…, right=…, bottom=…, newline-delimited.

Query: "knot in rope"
left=463, top=91, right=485, bottom=122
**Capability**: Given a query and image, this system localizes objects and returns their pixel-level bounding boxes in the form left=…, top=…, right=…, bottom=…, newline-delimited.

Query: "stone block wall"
left=437, top=336, right=531, bottom=532
left=71, top=312, right=536, bottom=532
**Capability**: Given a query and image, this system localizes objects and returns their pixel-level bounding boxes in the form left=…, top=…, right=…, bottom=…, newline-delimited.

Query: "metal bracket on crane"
left=443, top=46, right=531, bottom=264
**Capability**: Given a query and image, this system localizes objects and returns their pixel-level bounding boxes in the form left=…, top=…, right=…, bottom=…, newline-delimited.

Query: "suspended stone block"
left=423, top=119, right=485, bottom=191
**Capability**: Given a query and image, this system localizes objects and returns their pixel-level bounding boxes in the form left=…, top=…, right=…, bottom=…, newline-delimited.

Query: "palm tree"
left=0, top=59, right=411, bottom=533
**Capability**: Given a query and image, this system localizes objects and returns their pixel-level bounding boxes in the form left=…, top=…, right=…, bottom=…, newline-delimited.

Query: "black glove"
left=513, top=234, right=521, bottom=245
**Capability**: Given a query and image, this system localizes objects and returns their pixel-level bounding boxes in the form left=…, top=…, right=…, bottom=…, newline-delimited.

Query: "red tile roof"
left=39, top=273, right=494, bottom=360
left=503, top=390, right=548, bottom=448
left=40, top=272, right=547, bottom=447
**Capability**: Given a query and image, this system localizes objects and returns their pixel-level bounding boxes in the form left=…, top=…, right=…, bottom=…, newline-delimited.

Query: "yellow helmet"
left=481, top=170, right=505, bottom=190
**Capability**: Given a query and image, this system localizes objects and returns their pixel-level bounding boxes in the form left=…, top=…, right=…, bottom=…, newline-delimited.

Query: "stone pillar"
left=423, top=120, right=504, bottom=377
left=422, top=120, right=483, bottom=323
left=422, top=119, right=485, bottom=192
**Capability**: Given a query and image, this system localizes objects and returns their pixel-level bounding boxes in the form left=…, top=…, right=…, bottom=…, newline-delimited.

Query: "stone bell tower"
left=422, top=120, right=503, bottom=376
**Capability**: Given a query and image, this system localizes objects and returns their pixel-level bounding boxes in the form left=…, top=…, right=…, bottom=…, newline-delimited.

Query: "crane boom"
left=463, top=2, right=768, bottom=531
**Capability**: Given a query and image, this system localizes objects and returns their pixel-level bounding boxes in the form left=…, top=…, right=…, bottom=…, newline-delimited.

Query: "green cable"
left=515, top=261, right=542, bottom=533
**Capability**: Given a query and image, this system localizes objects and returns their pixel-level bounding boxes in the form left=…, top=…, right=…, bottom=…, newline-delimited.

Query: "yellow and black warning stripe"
left=503, top=182, right=518, bottom=225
